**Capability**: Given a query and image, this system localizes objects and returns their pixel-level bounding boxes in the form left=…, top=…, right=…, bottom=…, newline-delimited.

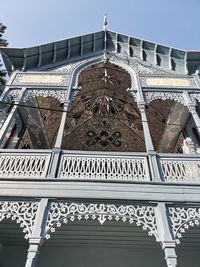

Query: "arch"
left=44, top=202, right=158, bottom=241
left=145, top=97, right=189, bottom=153
left=17, top=94, right=63, bottom=149
left=144, top=92, right=186, bottom=106
left=62, top=60, right=145, bottom=152
left=0, top=201, right=38, bottom=239
left=69, top=55, right=138, bottom=94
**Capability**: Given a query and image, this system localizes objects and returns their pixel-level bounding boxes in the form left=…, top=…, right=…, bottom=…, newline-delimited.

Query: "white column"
left=54, top=101, right=70, bottom=148
left=137, top=101, right=162, bottom=181
left=184, top=92, right=200, bottom=136
left=25, top=198, right=49, bottom=267
left=0, top=87, right=26, bottom=147
left=156, top=203, right=177, bottom=267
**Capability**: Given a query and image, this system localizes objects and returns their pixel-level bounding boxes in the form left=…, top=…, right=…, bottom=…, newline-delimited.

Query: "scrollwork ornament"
left=190, top=93, right=200, bottom=104
left=144, top=92, right=186, bottom=106
left=168, top=207, right=200, bottom=244
left=45, top=202, right=158, bottom=240
left=22, top=89, right=67, bottom=103
left=0, top=201, right=38, bottom=239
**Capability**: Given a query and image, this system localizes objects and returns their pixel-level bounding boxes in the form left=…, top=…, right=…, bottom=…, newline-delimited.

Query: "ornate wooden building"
left=0, top=22, right=200, bottom=266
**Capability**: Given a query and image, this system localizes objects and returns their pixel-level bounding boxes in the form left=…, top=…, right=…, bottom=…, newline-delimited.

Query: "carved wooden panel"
left=62, top=61, right=145, bottom=152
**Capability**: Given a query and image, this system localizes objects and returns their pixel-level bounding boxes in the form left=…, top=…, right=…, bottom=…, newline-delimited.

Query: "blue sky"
left=1, top=0, right=200, bottom=50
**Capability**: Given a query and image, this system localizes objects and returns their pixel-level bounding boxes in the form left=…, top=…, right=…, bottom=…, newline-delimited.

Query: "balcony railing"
left=0, top=149, right=200, bottom=184
left=158, top=154, right=200, bottom=183
left=58, top=151, right=150, bottom=181
left=0, top=150, right=51, bottom=178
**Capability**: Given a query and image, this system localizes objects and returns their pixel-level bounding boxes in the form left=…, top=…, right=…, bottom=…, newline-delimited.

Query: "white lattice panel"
left=59, top=155, right=150, bottom=181
left=0, top=153, right=51, bottom=178
left=160, top=159, right=200, bottom=183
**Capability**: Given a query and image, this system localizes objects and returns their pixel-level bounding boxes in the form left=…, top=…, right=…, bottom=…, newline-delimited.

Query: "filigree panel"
left=0, top=201, right=38, bottom=239
left=169, top=207, right=200, bottom=244
left=45, top=202, right=158, bottom=240
left=144, top=92, right=186, bottom=106
left=22, top=89, right=67, bottom=103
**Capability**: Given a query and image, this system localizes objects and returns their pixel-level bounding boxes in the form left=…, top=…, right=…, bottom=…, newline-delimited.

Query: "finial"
left=103, top=14, right=108, bottom=31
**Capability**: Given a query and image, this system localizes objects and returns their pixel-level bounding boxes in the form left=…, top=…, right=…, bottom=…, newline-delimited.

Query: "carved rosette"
left=144, top=92, right=186, bottom=106
left=168, top=207, right=200, bottom=244
left=7, top=89, right=21, bottom=100
left=0, top=201, right=38, bottom=239
left=45, top=202, right=158, bottom=240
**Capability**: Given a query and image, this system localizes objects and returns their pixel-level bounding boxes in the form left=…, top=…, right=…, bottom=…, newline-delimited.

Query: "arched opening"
left=146, top=99, right=189, bottom=153
left=36, top=219, right=166, bottom=267
left=62, top=61, right=145, bottom=152
left=0, top=218, right=28, bottom=267
left=11, top=95, right=63, bottom=149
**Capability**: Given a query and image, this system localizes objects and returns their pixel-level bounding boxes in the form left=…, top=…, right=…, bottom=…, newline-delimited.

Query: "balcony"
left=0, top=149, right=199, bottom=184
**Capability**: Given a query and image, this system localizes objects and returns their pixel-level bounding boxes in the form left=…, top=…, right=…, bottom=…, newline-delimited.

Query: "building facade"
left=0, top=28, right=200, bottom=266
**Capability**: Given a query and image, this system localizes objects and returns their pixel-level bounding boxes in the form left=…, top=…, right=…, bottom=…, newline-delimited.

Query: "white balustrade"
left=159, top=156, right=200, bottom=183
left=0, top=150, right=51, bottom=178
left=58, top=152, right=150, bottom=181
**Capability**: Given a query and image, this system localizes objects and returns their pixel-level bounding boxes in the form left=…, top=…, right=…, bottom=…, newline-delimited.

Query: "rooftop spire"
left=103, top=14, right=108, bottom=31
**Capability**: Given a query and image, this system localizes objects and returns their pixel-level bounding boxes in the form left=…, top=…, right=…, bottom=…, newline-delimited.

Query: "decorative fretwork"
left=160, top=158, right=200, bottom=183
left=145, top=92, right=186, bottom=106
left=59, top=154, right=150, bottom=181
left=22, top=89, right=67, bottom=103
left=7, top=89, right=21, bottom=100
left=190, top=93, right=200, bottom=104
left=169, top=207, right=200, bottom=244
left=107, top=52, right=173, bottom=75
left=0, top=201, right=38, bottom=239
left=0, top=153, right=51, bottom=178
left=45, top=202, right=158, bottom=240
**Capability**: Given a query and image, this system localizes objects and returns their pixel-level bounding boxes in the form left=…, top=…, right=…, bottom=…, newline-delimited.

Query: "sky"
left=1, top=0, right=200, bottom=51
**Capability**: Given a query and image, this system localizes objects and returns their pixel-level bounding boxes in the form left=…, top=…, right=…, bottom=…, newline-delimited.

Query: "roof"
left=1, top=30, right=200, bottom=75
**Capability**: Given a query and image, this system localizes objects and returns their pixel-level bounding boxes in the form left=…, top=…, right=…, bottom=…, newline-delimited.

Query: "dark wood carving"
left=62, top=61, right=145, bottom=152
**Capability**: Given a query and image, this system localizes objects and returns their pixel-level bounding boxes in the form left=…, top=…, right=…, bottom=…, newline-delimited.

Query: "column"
left=0, top=87, right=26, bottom=147
left=47, top=101, right=70, bottom=178
left=133, top=72, right=162, bottom=181
left=184, top=92, right=200, bottom=136
left=25, top=198, right=49, bottom=267
left=54, top=100, right=70, bottom=148
left=156, top=203, right=177, bottom=267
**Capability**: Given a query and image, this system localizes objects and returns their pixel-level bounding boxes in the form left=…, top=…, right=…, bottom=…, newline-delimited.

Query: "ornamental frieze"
left=140, top=76, right=198, bottom=88
left=11, top=72, right=71, bottom=87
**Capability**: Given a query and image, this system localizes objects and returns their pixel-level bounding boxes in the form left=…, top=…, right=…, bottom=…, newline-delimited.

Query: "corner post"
left=25, top=198, right=49, bottom=267
left=135, top=73, right=162, bottom=182
left=156, top=203, right=177, bottom=267
left=184, top=91, right=200, bottom=136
